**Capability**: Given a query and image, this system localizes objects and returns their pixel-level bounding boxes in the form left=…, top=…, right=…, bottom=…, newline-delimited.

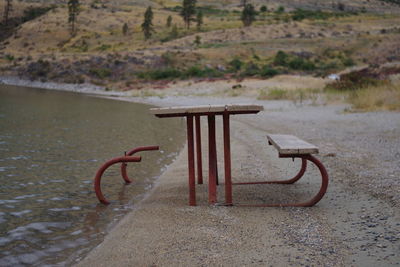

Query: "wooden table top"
left=150, top=104, right=264, bottom=117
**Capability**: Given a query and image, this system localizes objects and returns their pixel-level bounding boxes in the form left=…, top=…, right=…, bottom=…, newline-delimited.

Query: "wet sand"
left=75, top=94, right=400, bottom=266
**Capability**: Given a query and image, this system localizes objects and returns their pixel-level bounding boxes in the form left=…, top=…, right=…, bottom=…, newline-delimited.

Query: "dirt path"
left=76, top=95, right=400, bottom=266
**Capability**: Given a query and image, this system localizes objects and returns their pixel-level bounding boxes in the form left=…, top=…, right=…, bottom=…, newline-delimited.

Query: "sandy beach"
left=70, top=84, right=400, bottom=266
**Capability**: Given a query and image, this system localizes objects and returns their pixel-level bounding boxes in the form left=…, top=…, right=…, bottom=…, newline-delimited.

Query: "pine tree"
left=194, top=35, right=201, bottom=46
left=166, top=15, right=172, bottom=27
left=241, top=3, right=256, bottom=27
left=240, top=0, right=247, bottom=7
left=180, top=0, right=196, bottom=29
left=169, top=24, right=179, bottom=39
left=196, top=10, right=203, bottom=31
left=3, top=0, right=13, bottom=26
left=260, top=5, right=267, bottom=13
left=68, top=0, right=80, bottom=36
left=122, top=23, right=128, bottom=35
left=141, top=6, right=154, bottom=40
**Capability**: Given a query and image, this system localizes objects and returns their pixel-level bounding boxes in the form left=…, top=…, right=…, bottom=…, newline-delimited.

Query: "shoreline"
left=0, top=75, right=126, bottom=97
left=2, top=78, right=399, bottom=266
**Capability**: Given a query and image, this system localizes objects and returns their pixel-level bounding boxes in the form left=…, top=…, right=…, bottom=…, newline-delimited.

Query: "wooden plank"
left=267, top=134, right=319, bottom=155
left=149, top=104, right=264, bottom=117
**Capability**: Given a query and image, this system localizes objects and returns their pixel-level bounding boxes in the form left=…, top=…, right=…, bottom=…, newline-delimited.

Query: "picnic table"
left=150, top=104, right=264, bottom=206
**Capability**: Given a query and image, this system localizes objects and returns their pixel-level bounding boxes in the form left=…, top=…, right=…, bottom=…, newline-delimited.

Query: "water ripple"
left=48, top=207, right=81, bottom=212
left=10, top=210, right=32, bottom=217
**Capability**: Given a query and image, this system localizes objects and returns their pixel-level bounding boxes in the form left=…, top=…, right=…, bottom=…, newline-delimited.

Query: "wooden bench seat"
left=267, top=134, right=319, bottom=155
left=234, top=134, right=329, bottom=207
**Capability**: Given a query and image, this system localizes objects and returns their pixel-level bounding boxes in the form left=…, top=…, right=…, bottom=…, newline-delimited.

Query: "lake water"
left=0, top=85, right=185, bottom=266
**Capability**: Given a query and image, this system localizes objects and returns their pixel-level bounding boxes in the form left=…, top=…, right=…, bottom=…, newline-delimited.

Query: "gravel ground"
left=75, top=93, right=399, bottom=266
left=3, top=77, right=399, bottom=266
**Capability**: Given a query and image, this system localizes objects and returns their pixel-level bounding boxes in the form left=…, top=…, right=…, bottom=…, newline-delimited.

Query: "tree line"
left=2, top=0, right=262, bottom=39
left=66, top=0, right=259, bottom=39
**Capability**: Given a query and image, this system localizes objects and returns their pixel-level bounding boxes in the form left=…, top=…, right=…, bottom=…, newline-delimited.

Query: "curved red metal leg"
left=95, top=156, right=141, bottom=205
left=238, top=155, right=329, bottom=207
left=264, top=158, right=307, bottom=184
left=233, top=158, right=307, bottom=185
left=126, top=146, right=159, bottom=156
left=120, top=146, right=159, bottom=183
left=121, top=163, right=130, bottom=184
left=294, top=155, right=329, bottom=207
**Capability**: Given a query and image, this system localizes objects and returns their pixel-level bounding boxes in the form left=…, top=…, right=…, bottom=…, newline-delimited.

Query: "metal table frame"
left=150, top=104, right=263, bottom=206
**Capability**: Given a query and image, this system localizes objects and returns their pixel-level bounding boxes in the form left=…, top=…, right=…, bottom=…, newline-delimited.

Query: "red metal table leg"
left=187, top=115, right=196, bottom=206
left=208, top=115, right=217, bottom=204
left=223, top=112, right=233, bottom=205
left=94, top=156, right=142, bottom=205
left=195, top=115, right=203, bottom=185
left=120, top=146, right=159, bottom=184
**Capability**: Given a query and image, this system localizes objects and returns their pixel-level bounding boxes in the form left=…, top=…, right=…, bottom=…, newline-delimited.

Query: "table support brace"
left=195, top=116, right=203, bottom=185
left=208, top=115, right=217, bottom=204
left=223, top=112, right=233, bottom=205
left=187, top=115, right=196, bottom=206
left=235, top=155, right=328, bottom=207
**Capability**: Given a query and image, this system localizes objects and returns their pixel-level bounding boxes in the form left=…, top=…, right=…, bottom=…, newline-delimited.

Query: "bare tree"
left=68, top=0, right=80, bottom=36
left=196, top=10, right=203, bottom=31
left=3, top=0, right=13, bottom=26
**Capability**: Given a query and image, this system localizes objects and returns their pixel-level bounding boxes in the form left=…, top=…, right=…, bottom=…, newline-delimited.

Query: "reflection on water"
left=0, top=85, right=185, bottom=266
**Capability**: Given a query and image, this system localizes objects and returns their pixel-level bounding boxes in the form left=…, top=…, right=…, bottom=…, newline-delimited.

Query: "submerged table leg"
left=208, top=115, right=217, bottom=204
left=223, top=112, right=233, bottom=205
left=195, top=115, right=203, bottom=185
left=187, top=115, right=196, bottom=206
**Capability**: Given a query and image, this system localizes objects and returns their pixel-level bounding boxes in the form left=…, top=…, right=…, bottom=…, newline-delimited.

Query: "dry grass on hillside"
left=348, top=82, right=400, bottom=111
left=3, top=1, right=400, bottom=59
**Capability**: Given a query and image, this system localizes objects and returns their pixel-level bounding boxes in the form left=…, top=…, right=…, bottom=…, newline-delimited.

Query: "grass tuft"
left=347, top=83, right=400, bottom=111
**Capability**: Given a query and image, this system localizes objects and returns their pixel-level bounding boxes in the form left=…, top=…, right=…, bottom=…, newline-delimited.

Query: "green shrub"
left=242, top=62, right=260, bottom=76
left=96, top=44, right=112, bottom=51
left=194, top=35, right=201, bottom=46
left=137, top=66, right=223, bottom=80
left=260, top=65, right=279, bottom=78
left=137, top=68, right=182, bottom=80
left=318, top=61, right=338, bottom=71
left=292, top=9, right=329, bottom=21
left=342, top=57, right=355, bottom=67
left=5, top=54, right=14, bottom=61
left=273, top=51, right=288, bottom=66
left=185, top=66, right=205, bottom=77
left=229, top=58, right=243, bottom=71
left=288, top=57, right=316, bottom=71
left=184, top=66, right=223, bottom=78
left=260, top=5, right=268, bottom=12
left=276, top=6, right=285, bottom=14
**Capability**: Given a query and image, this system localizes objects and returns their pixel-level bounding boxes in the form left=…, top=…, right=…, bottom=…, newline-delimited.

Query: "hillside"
left=1, top=0, right=400, bottom=90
